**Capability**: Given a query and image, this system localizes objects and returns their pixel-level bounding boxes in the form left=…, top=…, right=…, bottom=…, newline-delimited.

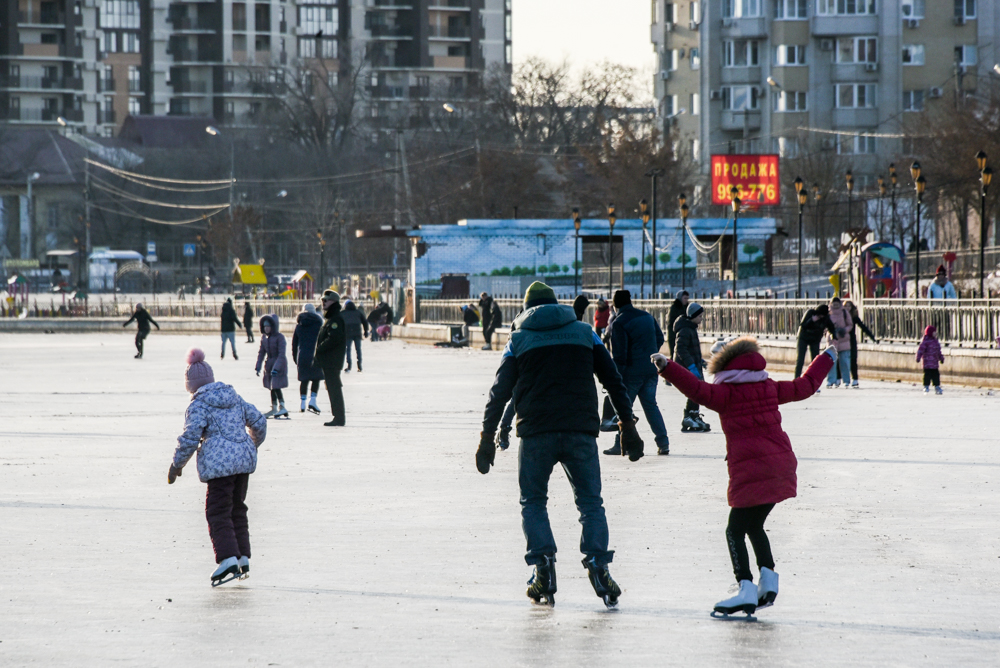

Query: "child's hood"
left=192, top=381, right=239, bottom=409
left=707, top=336, right=767, bottom=375
left=259, top=313, right=279, bottom=334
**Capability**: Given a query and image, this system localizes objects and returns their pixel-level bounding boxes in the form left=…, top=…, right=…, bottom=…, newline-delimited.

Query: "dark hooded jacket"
left=609, top=303, right=664, bottom=379
left=220, top=300, right=242, bottom=332
left=667, top=298, right=687, bottom=357
left=291, top=310, right=325, bottom=382
left=255, top=314, right=288, bottom=390
left=341, top=301, right=370, bottom=338
left=572, top=295, right=590, bottom=322
left=123, top=307, right=159, bottom=333
left=797, top=307, right=837, bottom=345
left=673, top=316, right=704, bottom=371
left=482, top=303, right=633, bottom=438
left=242, top=303, right=254, bottom=329
left=367, top=302, right=392, bottom=328
left=315, top=302, right=347, bottom=371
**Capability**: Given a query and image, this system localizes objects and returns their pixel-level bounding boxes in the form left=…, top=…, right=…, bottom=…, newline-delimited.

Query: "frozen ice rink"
left=2, top=331, right=999, bottom=666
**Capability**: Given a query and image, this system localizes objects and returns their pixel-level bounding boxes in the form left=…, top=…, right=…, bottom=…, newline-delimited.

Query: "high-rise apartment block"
left=1, top=0, right=510, bottom=136
left=652, top=0, right=998, bottom=184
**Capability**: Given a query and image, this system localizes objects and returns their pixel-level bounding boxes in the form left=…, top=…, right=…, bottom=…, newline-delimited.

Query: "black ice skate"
left=681, top=410, right=711, bottom=432
left=211, top=556, right=241, bottom=587
left=582, top=556, right=621, bottom=609
left=271, top=403, right=290, bottom=420
left=526, top=555, right=557, bottom=606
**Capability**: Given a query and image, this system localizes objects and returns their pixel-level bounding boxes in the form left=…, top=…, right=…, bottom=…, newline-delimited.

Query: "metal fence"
left=417, top=298, right=1000, bottom=347
left=1, top=297, right=327, bottom=321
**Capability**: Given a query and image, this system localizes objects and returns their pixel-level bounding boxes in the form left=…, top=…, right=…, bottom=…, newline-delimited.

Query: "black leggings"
left=299, top=379, right=320, bottom=395
left=269, top=389, right=284, bottom=403
left=135, top=330, right=148, bottom=355
left=726, top=504, right=775, bottom=583
left=923, top=368, right=940, bottom=387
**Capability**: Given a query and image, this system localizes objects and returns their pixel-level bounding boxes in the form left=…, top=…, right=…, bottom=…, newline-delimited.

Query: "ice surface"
left=1, top=332, right=999, bottom=666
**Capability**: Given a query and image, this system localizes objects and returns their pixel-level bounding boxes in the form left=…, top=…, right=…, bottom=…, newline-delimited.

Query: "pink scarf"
left=713, top=369, right=770, bottom=384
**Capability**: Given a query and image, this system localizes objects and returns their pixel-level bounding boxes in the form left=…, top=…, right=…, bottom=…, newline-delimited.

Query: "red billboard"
left=711, top=154, right=780, bottom=206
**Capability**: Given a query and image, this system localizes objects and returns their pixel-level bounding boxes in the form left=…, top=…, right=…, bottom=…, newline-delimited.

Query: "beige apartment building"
left=652, top=0, right=1000, bottom=189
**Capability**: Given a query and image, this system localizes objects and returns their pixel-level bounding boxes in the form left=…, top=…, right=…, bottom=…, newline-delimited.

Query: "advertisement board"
left=711, top=154, right=780, bottom=206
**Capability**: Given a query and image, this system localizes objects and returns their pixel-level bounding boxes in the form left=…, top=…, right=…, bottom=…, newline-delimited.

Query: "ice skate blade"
left=307, top=406, right=321, bottom=415
left=528, top=595, right=555, bottom=607
left=711, top=610, right=757, bottom=621
left=211, top=572, right=241, bottom=587
left=757, top=592, right=776, bottom=608
left=602, top=594, right=619, bottom=609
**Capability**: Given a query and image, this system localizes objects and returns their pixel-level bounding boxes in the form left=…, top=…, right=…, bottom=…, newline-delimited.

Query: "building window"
left=690, top=47, right=700, bottom=69
left=298, top=37, right=337, bottom=59
left=816, top=0, right=876, bottom=16
left=773, top=90, right=807, bottom=111
left=774, top=0, right=807, bottom=18
left=835, top=83, right=876, bottom=108
left=956, top=0, right=976, bottom=19
left=298, top=5, right=338, bottom=35
left=689, top=1, right=700, bottom=22
left=101, top=0, right=139, bottom=29
left=690, top=92, right=700, bottom=114
left=836, top=37, right=877, bottom=64
left=691, top=139, right=700, bottom=158
left=902, top=44, right=924, bottom=65
left=903, top=90, right=925, bottom=111
left=777, top=137, right=799, bottom=157
left=664, top=2, right=675, bottom=23
left=901, top=0, right=924, bottom=18
left=723, top=40, right=760, bottom=67
left=664, top=94, right=679, bottom=116
left=838, top=133, right=877, bottom=155
left=956, top=45, right=977, bottom=67
left=774, top=44, right=806, bottom=65
left=722, top=86, right=760, bottom=111
left=669, top=49, right=679, bottom=70
left=255, top=35, right=270, bottom=52
left=128, top=65, right=141, bottom=92
left=505, top=44, right=512, bottom=64
left=128, top=97, right=140, bottom=115
left=722, top=0, right=762, bottom=18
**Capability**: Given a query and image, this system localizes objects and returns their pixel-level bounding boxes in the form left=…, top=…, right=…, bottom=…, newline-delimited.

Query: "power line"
left=91, top=202, right=228, bottom=226
left=86, top=158, right=232, bottom=185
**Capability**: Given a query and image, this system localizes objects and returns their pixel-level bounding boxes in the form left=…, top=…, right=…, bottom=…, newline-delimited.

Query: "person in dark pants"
left=315, top=290, right=347, bottom=426
left=477, top=281, right=643, bottom=608
left=123, top=303, right=159, bottom=359
left=479, top=292, right=502, bottom=351
left=291, top=303, right=324, bottom=414
left=794, top=304, right=836, bottom=379
left=243, top=302, right=255, bottom=343
left=667, top=290, right=689, bottom=358
left=220, top=298, right=242, bottom=360
left=842, top=300, right=878, bottom=387
left=603, top=290, right=671, bottom=456
left=367, top=301, right=391, bottom=342
left=673, top=302, right=711, bottom=432
left=341, top=300, right=370, bottom=372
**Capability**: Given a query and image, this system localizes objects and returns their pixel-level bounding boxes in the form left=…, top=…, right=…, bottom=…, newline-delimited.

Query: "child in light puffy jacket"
left=825, top=297, right=853, bottom=388
left=915, top=325, right=945, bottom=395
left=169, top=348, right=267, bottom=586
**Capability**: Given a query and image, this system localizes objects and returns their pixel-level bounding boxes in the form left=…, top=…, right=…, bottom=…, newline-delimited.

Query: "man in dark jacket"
left=368, top=301, right=391, bottom=341
left=795, top=304, right=836, bottom=378
left=477, top=281, right=643, bottom=609
left=243, top=302, right=255, bottom=343
left=220, top=298, right=242, bottom=360
left=604, top=290, right=670, bottom=456
left=314, top=290, right=347, bottom=426
left=123, top=303, right=159, bottom=359
left=673, top=302, right=710, bottom=432
left=666, top=290, right=689, bottom=358
left=340, top=300, right=370, bottom=372
left=479, top=293, right=502, bottom=351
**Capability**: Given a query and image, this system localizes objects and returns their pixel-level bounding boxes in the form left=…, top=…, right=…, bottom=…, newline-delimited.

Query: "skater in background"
left=916, top=325, right=945, bottom=394
left=368, top=301, right=392, bottom=342
left=794, top=304, right=835, bottom=379
left=291, top=303, right=324, bottom=414
left=667, top=290, right=689, bottom=358
left=928, top=265, right=958, bottom=300
left=602, top=290, right=671, bottom=456
left=315, top=290, right=347, bottom=426
left=122, top=302, right=159, bottom=359
left=254, top=314, right=289, bottom=419
left=842, top=300, right=878, bottom=388
left=572, top=294, right=590, bottom=322
left=593, top=298, right=610, bottom=337
left=169, top=348, right=267, bottom=587
left=220, top=298, right=242, bottom=360
left=825, top=297, right=853, bottom=388
left=479, top=292, right=502, bottom=351
left=652, top=337, right=835, bottom=616
left=477, top=281, right=644, bottom=609
left=460, top=303, right=480, bottom=346
left=673, top=302, right=711, bottom=433
left=341, top=299, right=370, bottom=372
left=243, top=302, right=255, bottom=343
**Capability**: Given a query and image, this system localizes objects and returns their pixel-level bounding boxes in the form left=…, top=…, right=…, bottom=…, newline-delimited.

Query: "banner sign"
left=711, top=154, right=780, bottom=206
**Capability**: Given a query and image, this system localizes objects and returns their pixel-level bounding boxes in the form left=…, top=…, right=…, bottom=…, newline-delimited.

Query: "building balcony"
left=7, top=108, right=85, bottom=122
left=128, top=79, right=143, bottom=93
left=832, top=108, right=878, bottom=128
left=720, top=66, right=761, bottom=85
left=97, top=77, right=115, bottom=92
left=20, top=43, right=63, bottom=58
left=409, top=85, right=430, bottom=98
left=429, top=0, right=470, bottom=8
left=830, top=63, right=879, bottom=82
left=233, top=19, right=247, bottom=31
left=100, top=108, right=116, bottom=124
left=0, top=75, right=83, bottom=90
left=427, top=25, right=471, bottom=39
left=372, top=0, right=414, bottom=8
left=369, top=25, right=413, bottom=38
left=811, top=15, right=878, bottom=36
left=719, top=17, right=767, bottom=39
left=368, top=84, right=405, bottom=99
left=720, top=109, right=761, bottom=131
left=173, top=79, right=209, bottom=94
left=171, top=16, right=216, bottom=31
left=18, top=10, right=66, bottom=25
left=432, top=56, right=469, bottom=69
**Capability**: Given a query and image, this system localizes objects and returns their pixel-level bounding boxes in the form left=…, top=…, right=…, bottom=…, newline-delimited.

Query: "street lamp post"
left=794, top=177, right=805, bottom=298
left=317, top=229, right=326, bottom=290
left=645, top=167, right=665, bottom=297
left=572, top=207, right=582, bottom=295
left=911, top=161, right=925, bottom=298
left=607, top=203, right=616, bottom=296
left=24, top=171, right=40, bottom=260
left=731, top=188, right=740, bottom=297
left=639, top=199, right=649, bottom=298
left=679, top=195, right=689, bottom=293
left=845, top=170, right=854, bottom=232
left=889, top=163, right=898, bottom=247
left=976, top=151, right=992, bottom=297
left=877, top=176, right=885, bottom=240
left=813, top=183, right=821, bottom=267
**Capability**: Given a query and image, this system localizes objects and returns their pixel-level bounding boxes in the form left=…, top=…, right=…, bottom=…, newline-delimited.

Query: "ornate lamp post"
left=607, top=203, right=616, bottom=296
left=813, top=183, right=821, bottom=266
left=639, top=199, right=649, bottom=297
left=976, top=151, right=992, bottom=297
left=794, top=177, right=805, bottom=298
left=645, top=167, right=665, bottom=297
left=889, top=163, right=898, bottom=246
left=910, top=161, right=925, bottom=298
left=317, top=228, right=326, bottom=290
left=572, top=207, right=582, bottom=295
left=731, top=189, right=741, bottom=297
left=845, top=170, right=854, bottom=233
left=679, top=193, right=689, bottom=293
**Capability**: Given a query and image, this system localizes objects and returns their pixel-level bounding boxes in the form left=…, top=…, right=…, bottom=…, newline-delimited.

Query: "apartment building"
left=652, top=0, right=1000, bottom=186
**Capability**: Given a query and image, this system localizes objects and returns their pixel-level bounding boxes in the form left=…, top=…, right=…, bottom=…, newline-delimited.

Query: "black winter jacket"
left=123, top=309, right=159, bottom=333
left=482, top=304, right=633, bottom=438
left=672, top=317, right=704, bottom=370
left=314, top=303, right=347, bottom=372
left=609, top=304, right=664, bottom=379
left=242, top=304, right=254, bottom=329
left=341, top=302, right=370, bottom=338
left=797, top=308, right=837, bottom=344
left=220, top=302, right=242, bottom=332
left=462, top=306, right=480, bottom=326
left=291, top=311, right=325, bottom=382
left=667, top=299, right=687, bottom=357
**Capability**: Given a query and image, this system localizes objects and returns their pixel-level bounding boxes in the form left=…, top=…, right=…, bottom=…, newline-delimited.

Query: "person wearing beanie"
left=652, top=336, right=835, bottom=617
left=667, top=290, right=690, bottom=358
left=916, top=325, right=945, bottom=394
left=603, top=289, right=672, bottom=455
left=476, top=281, right=642, bottom=609
left=315, top=290, right=347, bottom=426
left=243, top=301, right=255, bottom=343
left=572, top=294, right=591, bottom=322
left=254, top=314, right=290, bottom=419
left=220, top=298, right=242, bottom=360
left=122, top=302, right=159, bottom=359
left=292, top=303, right=325, bottom=414
left=928, top=265, right=957, bottom=300
left=672, top=301, right=711, bottom=433
left=794, top=304, right=836, bottom=379
left=170, top=348, right=267, bottom=587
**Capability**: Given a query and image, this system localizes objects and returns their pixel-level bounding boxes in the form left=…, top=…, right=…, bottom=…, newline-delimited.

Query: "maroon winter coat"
left=659, top=337, right=833, bottom=508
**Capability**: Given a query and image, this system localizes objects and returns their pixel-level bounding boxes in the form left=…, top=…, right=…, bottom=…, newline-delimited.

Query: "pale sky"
left=511, top=0, right=654, bottom=75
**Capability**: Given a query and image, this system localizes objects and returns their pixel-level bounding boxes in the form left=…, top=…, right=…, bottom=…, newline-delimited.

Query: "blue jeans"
left=221, top=331, right=236, bottom=357
left=519, top=431, right=613, bottom=566
left=826, top=351, right=850, bottom=385
left=345, top=335, right=363, bottom=367
left=613, top=374, right=670, bottom=450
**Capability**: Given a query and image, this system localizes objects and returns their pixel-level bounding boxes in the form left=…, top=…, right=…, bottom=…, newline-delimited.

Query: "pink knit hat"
left=185, top=348, right=215, bottom=393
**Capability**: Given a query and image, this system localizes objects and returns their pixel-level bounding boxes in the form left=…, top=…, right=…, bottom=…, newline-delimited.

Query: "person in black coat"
left=315, top=291, right=347, bottom=426
left=243, top=302, right=255, bottom=343
left=666, top=291, right=689, bottom=358
left=479, top=293, right=502, bottom=351
left=340, top=300, right=370, bottom=372
left=572, top=294, right=591, bottom=322
left=673, top=302, right=710, bottom=432
left=220, top=299, right=242, bottom=360
left=795, top=304, right=837, bottom=378
left=368, top=302, right=392, bottom=342
left=123, top=303, right=159, bottom=359
left=292, top=303, right=325, bottom=413
left=843, top=299, right=878, bottom=387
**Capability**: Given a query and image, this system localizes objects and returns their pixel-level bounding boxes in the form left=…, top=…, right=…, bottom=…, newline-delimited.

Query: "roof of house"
left=117, top=115, right=217, bottom=149
left=0, top=129, right=87, bottom=187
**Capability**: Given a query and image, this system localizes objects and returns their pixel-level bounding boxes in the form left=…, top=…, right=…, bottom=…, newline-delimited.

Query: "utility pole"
left=84, top=160, right=91, bottom=289
left=644, top=168, right=665, bottom=297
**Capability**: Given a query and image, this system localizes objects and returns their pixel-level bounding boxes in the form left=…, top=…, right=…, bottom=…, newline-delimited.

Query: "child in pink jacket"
left=915, top=325, right=944, bottom=394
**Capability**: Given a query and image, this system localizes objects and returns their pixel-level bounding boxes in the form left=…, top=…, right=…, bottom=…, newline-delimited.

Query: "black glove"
left=256, top=369, right=261, bottom=377
left=168, top=464, right=182, bottom=484
left=476, top=431, right=496, bottom=474
left=619, top=419, right=644, bottom=462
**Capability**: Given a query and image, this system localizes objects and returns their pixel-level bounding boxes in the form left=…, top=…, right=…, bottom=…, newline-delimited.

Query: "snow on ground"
left=1, top=332, right=999, bottom=666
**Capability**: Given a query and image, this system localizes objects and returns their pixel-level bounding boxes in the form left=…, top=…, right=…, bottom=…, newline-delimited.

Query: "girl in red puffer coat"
left=651, top=336, right=835, bottom=617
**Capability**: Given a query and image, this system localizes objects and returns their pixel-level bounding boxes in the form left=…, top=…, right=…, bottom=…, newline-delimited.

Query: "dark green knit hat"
left=524, top=281, right=557, bottom=308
